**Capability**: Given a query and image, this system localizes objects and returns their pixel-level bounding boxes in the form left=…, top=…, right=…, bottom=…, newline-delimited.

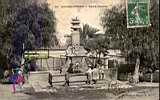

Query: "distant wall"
left=117, top=64, right=135, bottom=81
left=141, top=71, right=159, bottom=82
left=117, top=63, right=159, bottom=82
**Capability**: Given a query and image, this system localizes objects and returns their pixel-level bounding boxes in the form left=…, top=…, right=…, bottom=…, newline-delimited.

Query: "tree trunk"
left=95, top=51, right=98, bottom=67
left=133, top=57, right=140, bottom=83
left=150, top=73, right=153, bottom=83
left=98, top=52, right=101, bottom=64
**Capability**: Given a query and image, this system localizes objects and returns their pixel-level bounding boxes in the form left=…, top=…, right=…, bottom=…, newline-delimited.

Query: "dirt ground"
left=0, top=82, right=159, bottom=100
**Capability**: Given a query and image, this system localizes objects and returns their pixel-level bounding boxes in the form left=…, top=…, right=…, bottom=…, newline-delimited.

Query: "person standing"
left=64, top=72, right=70, bottom=86
left=92, top=66, right=99, bottom=84
left=99, top=64, right=105, bottom=80
left=16, top=69, right=24, bottom=91
left=23, top=60, right=30, bottom=83
left=64, top=63, right=73, bottom=86
left=10, top=67, right=19, bottom=93
left=10, top=70, right=17, bottom=93
left=86, top=64, right=93, bottom=84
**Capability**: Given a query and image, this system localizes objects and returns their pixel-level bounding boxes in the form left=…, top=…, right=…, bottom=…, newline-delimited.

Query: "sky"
left=46, top=0, right=124, bottom=45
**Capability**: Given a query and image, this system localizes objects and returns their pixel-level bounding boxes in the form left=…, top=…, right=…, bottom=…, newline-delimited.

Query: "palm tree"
left=80, top=24, right=99, bottom=46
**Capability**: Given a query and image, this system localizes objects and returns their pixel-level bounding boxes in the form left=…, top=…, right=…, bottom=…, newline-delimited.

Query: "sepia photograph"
left=0, top=0, right=159, bottom=100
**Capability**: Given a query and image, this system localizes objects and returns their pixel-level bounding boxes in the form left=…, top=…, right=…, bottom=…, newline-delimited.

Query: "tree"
left=80, top=24, right=99, bottom=46
left=0, top=0, right=13, bottom=77
left=0, top=0, right=57, bottom=75
left=79, top=24, right=109, bottom=67
left=101, top=0, right=159, bottom=83
left=86, top=35, right=109, bottom=66
left=9, top=3, right=56, bottom=66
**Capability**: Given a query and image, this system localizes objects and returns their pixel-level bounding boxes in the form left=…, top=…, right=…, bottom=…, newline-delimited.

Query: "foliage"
left=80, top=24, right=109, bottom=66
left=86, top=35, right=109, bottom=57
left=0, top=0, right=57, bottom=74
left=80, top=24, right=99, bottom=46
left=0, top=0, right=13, bottom=73
left=101, top=0, right=159, bottom=82
left=9, top=3, right=56, bottom=66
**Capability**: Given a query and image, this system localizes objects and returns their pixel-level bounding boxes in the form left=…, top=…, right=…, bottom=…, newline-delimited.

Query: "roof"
left=24, top=49, right=66, bottom=58
left=87, top=49, right=123, bottom=58
left=94, top=30, right=105, bottom=35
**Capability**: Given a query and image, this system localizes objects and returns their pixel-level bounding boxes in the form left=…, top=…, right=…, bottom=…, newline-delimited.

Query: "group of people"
left=86, top=64, right=105, bottom=85
left=10, top=59, right=30, bottom=93
left=63, top=63, right=105, bottom=86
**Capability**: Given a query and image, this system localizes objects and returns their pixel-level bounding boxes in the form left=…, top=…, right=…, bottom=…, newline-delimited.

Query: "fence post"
left=53, top=57, right=54, bottom=70
left=41, top=58, right=42, bottom=70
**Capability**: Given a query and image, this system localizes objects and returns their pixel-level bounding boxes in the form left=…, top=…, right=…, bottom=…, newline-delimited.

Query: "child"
left=10, top=68, right=18, bottom=93
left=10, top=74, right=17, bottom=93
left=16, top=70, right=24, bottom=91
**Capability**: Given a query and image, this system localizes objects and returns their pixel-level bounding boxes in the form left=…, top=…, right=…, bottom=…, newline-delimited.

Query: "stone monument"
left=65, top=17, right=88, bottom=72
